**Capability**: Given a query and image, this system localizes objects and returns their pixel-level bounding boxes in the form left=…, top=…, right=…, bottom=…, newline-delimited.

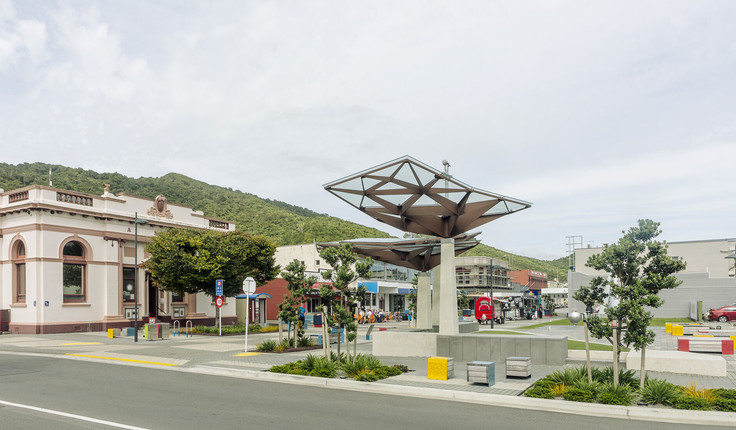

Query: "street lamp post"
left=134, top=212, right=148, bottom=343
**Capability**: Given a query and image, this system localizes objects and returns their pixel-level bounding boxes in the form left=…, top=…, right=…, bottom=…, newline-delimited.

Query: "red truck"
left=474, top=296, right=504, bottom=324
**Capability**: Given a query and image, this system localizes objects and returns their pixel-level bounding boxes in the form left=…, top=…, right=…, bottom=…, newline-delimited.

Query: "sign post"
left=216, top=280, right=223, bottom=336
left=243, top=277, right=256, bottom=352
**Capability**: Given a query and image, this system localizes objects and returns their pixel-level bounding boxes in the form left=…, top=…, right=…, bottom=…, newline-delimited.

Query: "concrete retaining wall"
left=436, top=334, right=568, bottom=365
left=372, top=332, right=568, bottom=365
left=372, top=332, right=437, bottom=357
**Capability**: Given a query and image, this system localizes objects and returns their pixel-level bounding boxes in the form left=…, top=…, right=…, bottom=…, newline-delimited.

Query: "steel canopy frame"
left=318, top=232, right=481, bottom=272
left=323, top=155, right=532, bottom=238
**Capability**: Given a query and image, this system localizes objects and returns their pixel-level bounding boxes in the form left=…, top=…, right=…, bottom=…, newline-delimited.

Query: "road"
left=0, top=354, right=711, bottom=429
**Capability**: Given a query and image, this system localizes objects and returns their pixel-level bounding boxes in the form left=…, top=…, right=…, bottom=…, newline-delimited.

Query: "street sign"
left=216, top=279, right=223, bottom=296
left=215, top=296, right=224, bottom=308
left=243, top=277, right=256, bottom=295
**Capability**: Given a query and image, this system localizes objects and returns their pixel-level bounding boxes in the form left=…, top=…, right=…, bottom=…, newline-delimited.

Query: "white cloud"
left=2, top=0, right=736, bottom=259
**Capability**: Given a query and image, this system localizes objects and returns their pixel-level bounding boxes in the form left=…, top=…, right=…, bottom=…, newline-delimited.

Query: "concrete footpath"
left=1, top=318, right=735, bottom=427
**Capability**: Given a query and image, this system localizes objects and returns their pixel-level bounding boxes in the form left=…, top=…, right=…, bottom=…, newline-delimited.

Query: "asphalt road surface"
left=0, top=355, right=713, bottom=429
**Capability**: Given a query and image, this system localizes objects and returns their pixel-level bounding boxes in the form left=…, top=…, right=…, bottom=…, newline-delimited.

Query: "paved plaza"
left=1, top=316, right=735, bottom=396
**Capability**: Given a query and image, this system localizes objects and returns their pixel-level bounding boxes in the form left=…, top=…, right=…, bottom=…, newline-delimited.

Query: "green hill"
left=0, top=162, right=568, bottom=281
left=0, top=162, right=391, bottom=245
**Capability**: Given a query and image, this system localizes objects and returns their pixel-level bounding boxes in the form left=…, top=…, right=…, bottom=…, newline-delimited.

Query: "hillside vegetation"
left=0, top=162, right=391, bottom=245
left=0, top=162, right=568, bottom=281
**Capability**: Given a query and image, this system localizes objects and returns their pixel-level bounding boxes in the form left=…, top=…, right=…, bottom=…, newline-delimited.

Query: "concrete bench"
left=506, top=356, right=531, bottom=378
left=678, top=337, right=733, bottom=354
left=671, top=324, right=712, bottom=336
left=666, top=322, right=706, bottom=334
left=626, top=350, right=727, bottom=377
left=467, top=361, right=495, bottom=387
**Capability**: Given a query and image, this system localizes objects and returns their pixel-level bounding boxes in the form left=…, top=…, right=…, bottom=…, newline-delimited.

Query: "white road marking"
left=0, top=399, right=150, bottom=430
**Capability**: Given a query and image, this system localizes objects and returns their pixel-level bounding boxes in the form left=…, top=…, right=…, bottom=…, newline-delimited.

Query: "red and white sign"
left=215, top=296, right=224, bottom=308
left=148, top=317, right=156, bottom=324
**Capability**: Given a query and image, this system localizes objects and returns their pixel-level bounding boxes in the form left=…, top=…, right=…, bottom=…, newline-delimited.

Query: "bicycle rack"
left=173, top=320, right=180, bottom=336
left=185, top=320, right=193, bottom=338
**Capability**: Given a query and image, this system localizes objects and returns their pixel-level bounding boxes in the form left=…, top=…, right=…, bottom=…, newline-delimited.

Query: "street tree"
left=457, top=289, right=470, bottom=312
left=279, top=260, right=314, bottom=348
left=318, top=244, right=372, bottom=362
left=573, top=219, right=685, bottom=386
left=145, top=228, right=279, bottom=298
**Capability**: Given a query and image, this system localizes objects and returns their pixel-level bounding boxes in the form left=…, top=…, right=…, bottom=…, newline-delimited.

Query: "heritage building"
left=0, top=185, right=235, bottom=334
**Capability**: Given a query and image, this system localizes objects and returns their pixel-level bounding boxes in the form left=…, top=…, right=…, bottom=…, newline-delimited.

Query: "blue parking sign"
left=216, top=279, right=223, bottom=296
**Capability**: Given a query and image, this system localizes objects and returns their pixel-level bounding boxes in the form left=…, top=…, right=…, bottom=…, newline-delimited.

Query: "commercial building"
left=568, top=238, right=736, bottom=318
left=0, top=185, right=236, bottom=334
left=508, top=269, right=548, bottom=292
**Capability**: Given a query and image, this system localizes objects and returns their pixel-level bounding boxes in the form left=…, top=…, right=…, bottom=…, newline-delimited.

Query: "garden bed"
left=523, top=365, right=736, bottom=412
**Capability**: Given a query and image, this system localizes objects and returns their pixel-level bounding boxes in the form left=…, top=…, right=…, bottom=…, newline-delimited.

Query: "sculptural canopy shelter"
left=318, top=232, right=480, bottom=272
left=323, top=156, right=532, bottom=237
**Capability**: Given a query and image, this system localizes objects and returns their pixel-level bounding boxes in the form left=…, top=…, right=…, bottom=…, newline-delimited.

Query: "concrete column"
left=439, top=238, right=459, bottom=335
left=417, top=273, right=432, bottom=329
left=432, top=265, right=441, bottom=326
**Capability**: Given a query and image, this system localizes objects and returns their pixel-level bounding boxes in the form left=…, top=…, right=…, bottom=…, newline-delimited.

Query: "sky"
left=1, top=0, right=735, bottom=260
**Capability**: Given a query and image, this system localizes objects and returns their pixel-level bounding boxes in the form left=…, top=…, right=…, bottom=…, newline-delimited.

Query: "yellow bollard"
left=665, top=323, right=672, bottom=334
left=671, top=325, right=683, bottom=336
left=731, top=336, right=736, bottom=351
left=428, top=357, right=453, bottom=380
left=107, top=328, right=114, bottom=339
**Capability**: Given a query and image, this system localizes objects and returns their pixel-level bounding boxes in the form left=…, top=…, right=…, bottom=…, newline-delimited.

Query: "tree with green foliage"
left=144, top=228, right=279, bottom=298
left=278, top=260, right=314, bottom=348
left=573, top=219, right=685, bottom=387
left=407, top=275, right=418, bottom=327
left=318, top=244, right=372, bottom=362
left=457, top=289, right=470, bottom=312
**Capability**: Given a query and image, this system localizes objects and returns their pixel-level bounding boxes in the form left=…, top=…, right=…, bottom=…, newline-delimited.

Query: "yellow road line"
left=233, top=352, right=262, bottom=357
left=66, top=353, right=179, bottom=367
left=61, top=342, right=102, bottom=346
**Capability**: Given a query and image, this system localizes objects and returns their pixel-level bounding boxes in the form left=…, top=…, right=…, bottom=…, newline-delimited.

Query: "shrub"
left=392, top=364, right=409, bottom=373
left=309, top=362, right=337, bottom=378
left=547, top=367, right=586, bottom=386
left=640, top=378, right=680, bottom=406
left=597, top=383, right=635, bottom=406
left=571, top=378, right=601, bottom=395
left=712, top=388, right=736, bottom=400
left=713, top=398, right=736, bottom=412
left=524, top=385, right=555, bottom=399
left=551, top=383, right=567, bottom=397
left=297, top=336, right=313, bottom=347
left=680, top=383, right=716, bottom=403
left=562, top=387, right=596, bottom=403
left=591, top=367, right=638, bottom=389
left=270, top=363, right=297, bottom=373
left=674, top=396, right=712, bottom=411
left=355, top=369, right=380, bottom=382
left=257, top=339, right=277, bottom=352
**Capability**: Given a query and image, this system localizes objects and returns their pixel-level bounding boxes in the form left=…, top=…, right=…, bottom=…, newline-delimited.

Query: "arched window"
left=63, top=240, right=86, bottom=303
left=13, top=241, right=26, bottom=303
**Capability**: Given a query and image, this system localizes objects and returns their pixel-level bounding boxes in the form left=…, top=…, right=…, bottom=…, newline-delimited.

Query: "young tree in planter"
left=278, top=260, right=314, bottom=349
left=457, top=290, right=470, bottom=313
left=318, top=244, right=372, bottom=362
left=573, top=219, right=685, bottom=387
left=407, top=275, right=418, bottom=327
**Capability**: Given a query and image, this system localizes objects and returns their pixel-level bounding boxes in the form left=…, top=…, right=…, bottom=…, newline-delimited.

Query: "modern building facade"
left=0, top=185, right=236, bottom=334
left=272, top=243, right=420, bottom=319
left=568, top=238, right=736, bottom=318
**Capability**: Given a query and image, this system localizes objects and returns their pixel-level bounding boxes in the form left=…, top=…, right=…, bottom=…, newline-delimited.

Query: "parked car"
left=708, top=304, right=736, bottom=322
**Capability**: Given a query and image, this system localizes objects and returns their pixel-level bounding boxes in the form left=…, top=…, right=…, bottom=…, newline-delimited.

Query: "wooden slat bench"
left=678, top=338, right=733, bottom=354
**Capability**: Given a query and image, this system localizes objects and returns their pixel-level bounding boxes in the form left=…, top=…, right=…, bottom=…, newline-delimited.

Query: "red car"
left=708, top=304, right=736, bottom=322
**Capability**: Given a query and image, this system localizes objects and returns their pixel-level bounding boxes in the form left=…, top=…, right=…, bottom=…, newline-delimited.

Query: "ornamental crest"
left=148, top=194, right=173, bottom=219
